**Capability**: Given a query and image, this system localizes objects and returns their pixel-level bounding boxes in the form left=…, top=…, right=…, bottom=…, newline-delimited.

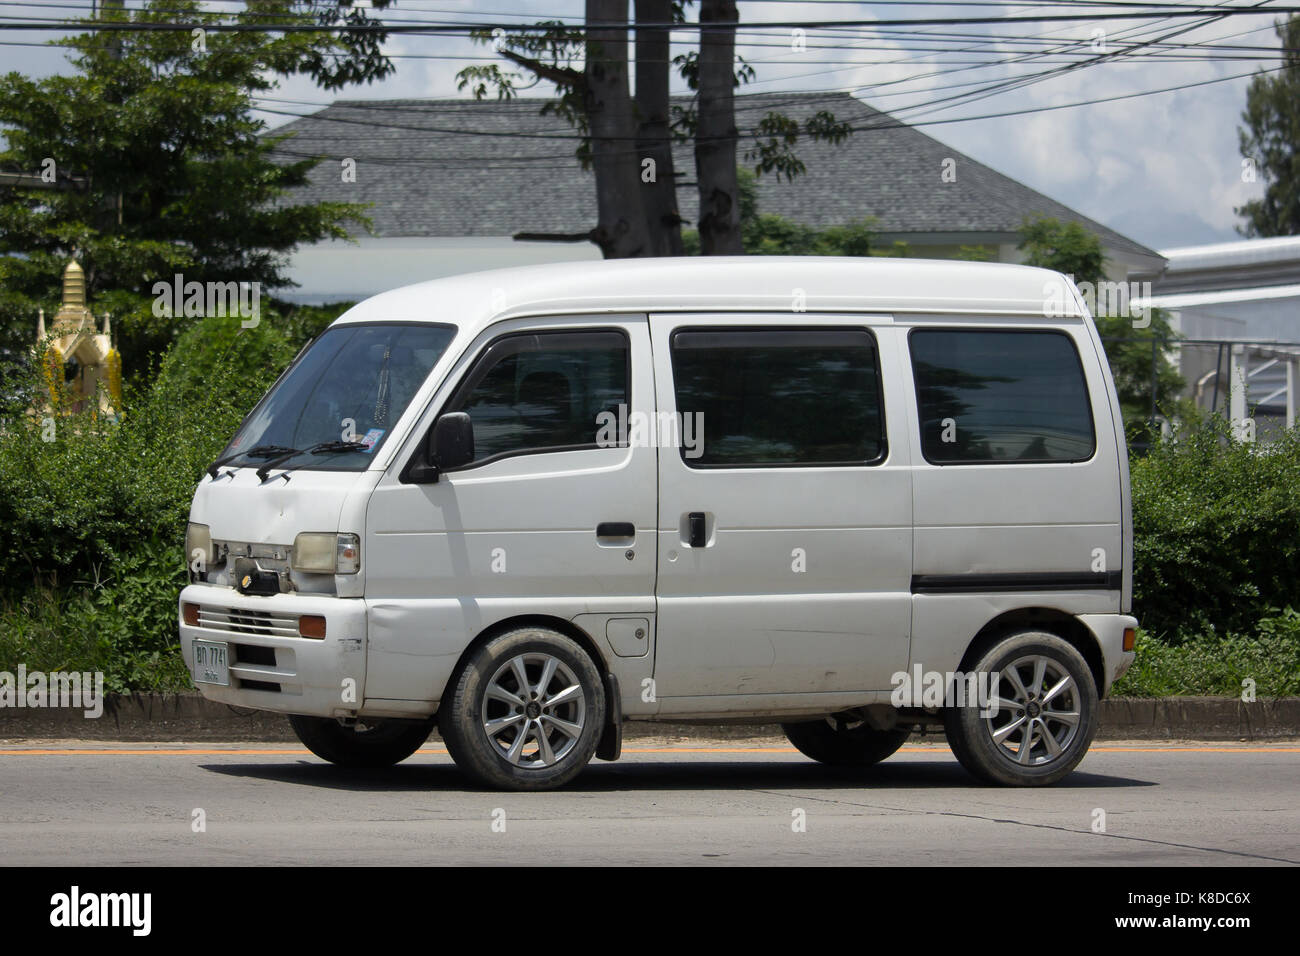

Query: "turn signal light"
left=1122, top=627, right=1136, bottom=652
left=182, top=603, right=200, bottom=627
left=298, top=615, right=327, bottom=639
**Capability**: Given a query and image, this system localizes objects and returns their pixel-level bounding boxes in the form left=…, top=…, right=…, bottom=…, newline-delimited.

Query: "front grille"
left=195, top=606, right=299, bottom=638
left=187, top=603, right=305, bottom=697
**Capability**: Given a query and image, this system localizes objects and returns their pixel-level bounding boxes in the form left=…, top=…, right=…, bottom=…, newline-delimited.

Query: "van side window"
left=447, top=329, right=629, bottom=465
left=910, top=329, right=1095, bottom=464
left=670, top=328, right=885, bottom=467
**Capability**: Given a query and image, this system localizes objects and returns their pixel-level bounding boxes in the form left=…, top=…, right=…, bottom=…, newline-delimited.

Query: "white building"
left=1139, top=236, right=1300, bottom=432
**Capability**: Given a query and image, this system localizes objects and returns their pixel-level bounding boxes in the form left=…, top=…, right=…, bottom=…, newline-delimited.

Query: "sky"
left=0, top=0, right=1282, bottom=251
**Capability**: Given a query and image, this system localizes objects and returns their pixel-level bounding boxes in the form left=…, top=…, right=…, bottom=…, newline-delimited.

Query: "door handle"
left=596, top=521, right=635, bottom=539
left=687, top=512, right=707, bottom=548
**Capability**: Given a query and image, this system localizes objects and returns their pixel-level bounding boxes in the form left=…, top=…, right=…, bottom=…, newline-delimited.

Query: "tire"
left=944, top=630, right=1099, bottom=787
left=288, top=714, right=433, bottom=768
left=440, top=627, right=606, bottom=791
left=781, top=714, right=911, bottom=766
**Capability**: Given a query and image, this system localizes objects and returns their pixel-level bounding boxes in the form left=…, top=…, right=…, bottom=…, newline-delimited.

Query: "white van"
left=179, top=257, right=1137, bottom=789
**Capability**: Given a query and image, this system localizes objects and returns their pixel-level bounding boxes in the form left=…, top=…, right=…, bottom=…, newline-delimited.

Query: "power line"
left=238, top=56, right=1272, bottom=152
left=241, top=60, right=1272, bottom=174
left=850, top=0, right=1268, bottom=119
left=6, top=8, right=1300, bottom=34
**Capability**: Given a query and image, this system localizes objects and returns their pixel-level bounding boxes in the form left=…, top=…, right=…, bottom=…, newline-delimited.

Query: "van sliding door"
left=649, top=314, right=913, bottom=712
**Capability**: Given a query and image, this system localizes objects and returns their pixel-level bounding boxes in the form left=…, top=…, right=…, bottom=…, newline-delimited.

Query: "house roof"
left=267, top=91, right=1160, bottom=261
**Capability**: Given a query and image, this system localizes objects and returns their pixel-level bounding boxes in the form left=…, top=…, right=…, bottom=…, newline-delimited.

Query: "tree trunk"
left=585, top=0, right=651, bottom=259
left=634, top=0, right=683, bottom=256
left=695, top=0, right=742, bottom=255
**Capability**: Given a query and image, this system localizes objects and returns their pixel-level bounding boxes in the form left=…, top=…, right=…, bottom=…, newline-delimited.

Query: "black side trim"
left=911, top=571, right=1122, bottom=594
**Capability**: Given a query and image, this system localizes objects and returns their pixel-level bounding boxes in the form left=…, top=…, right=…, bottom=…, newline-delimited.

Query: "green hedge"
left=0, top=315, right=296, bottom=689
left=1130, top=415, right=1300, bottom=639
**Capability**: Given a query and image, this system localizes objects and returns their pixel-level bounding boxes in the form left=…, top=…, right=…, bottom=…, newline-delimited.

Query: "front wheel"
left=781, top=714, right=911, bottom=766
left=440, top=627, right=606, bottom=791
left=288, top=714, right=433, bottom=768
left=944, top=630, right=1099, bottom=786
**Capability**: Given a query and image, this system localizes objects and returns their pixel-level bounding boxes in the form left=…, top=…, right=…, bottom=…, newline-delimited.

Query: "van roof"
left=334, top=256, right=1086, bottom=332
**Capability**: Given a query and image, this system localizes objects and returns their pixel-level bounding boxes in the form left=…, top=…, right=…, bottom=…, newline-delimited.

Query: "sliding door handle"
left=687, top=512, right=707, bottom=548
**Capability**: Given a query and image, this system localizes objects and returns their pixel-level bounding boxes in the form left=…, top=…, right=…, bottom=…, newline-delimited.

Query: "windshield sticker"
left=360, top=428, right=385, bottom=452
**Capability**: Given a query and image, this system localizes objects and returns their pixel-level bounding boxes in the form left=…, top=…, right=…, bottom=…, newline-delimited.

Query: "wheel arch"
left=958, top=607, right=1105, bottom=696
left=437, top=613, right=612, bottom=717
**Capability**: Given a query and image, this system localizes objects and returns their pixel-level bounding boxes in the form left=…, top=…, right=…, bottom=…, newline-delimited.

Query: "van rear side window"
left=910, top=329, right=1095, bottom=464
left=670, top=327, right=885, bottom=467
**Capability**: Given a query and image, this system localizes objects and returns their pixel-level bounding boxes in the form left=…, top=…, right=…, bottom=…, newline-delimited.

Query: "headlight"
left=292, top=532, right=360, bottom=574
left=186, top=523, right=213, bottom=573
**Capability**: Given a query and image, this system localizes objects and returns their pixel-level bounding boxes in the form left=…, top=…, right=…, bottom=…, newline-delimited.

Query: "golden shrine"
left=37, top=260, right=122, bottom=416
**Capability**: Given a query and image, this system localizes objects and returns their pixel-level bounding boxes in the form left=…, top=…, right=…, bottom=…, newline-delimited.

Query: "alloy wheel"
left=480, top=652, right=587, bottom=768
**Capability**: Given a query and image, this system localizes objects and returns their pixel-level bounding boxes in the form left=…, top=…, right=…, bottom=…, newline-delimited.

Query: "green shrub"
left=1130, top=415, right=1300, bottom=638
left=0, top=315, right=296, bottom=691
left=0, top=311, right=311, bottom=690
left=0, top=314, right=295, bottom=590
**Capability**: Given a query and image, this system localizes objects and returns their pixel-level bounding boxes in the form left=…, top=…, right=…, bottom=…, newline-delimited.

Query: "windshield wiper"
left=206, top=444, right=300, bottom=480
left=257, top=441, right=369, bottom=482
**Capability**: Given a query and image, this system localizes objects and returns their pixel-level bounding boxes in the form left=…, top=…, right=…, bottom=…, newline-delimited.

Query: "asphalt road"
left=1, top=738, right=1296, bottom=866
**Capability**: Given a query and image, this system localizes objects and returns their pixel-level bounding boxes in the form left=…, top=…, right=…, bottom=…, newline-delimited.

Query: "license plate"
left=192, top=640, right=230, bottom=686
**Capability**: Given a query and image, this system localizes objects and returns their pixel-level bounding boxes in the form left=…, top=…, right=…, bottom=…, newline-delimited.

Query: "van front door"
left=649, top=315, right=913, bottom=713
left=363, top=317, right=658, bottom=709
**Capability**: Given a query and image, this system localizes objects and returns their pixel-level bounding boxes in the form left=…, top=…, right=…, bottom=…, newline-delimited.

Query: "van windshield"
left=220, top=322, right=456, bottom=472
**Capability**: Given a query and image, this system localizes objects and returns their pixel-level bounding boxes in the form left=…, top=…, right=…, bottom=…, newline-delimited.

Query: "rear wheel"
left=781, top=714, right=911, bottom=766
left=441, top=627, right=606, bottom=791
left=944, top=630, right=1099, bottom=786
left=288, top=714, right=433, bottom=768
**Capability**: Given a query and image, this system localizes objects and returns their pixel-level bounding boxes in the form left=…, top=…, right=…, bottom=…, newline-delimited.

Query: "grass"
left=0, top=582, right=191, bottom=694
left=1112, top=612, right=1300, bottom=698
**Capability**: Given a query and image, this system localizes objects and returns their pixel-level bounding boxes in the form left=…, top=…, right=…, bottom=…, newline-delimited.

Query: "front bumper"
left=178, top=584, right=367, bottom=718
left=1077, top=613, right=1138, bottom=697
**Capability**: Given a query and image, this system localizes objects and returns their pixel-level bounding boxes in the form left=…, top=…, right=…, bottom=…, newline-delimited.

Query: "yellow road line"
left=0, top=745, right=1296, bottom=756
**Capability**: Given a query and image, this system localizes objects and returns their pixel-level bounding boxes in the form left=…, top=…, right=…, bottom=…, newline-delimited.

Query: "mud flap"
left=596, top=672, right=622, bottom=761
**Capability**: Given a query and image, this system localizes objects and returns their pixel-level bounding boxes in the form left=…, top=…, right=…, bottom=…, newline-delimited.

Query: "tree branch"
left=499, top=49, right=584, bottom=91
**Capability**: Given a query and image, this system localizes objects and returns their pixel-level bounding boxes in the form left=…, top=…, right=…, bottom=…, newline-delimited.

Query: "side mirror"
left=433, top=411, right=475, bottom=470
left=406, top=412, right=475, bottom=484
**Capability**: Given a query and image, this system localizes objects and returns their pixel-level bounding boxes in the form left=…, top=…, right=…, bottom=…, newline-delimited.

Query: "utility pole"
left=101, top=0, right=125, bottom=226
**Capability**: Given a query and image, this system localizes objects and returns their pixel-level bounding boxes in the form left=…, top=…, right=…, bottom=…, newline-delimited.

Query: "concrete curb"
left=2, top=693, right=1298, bottom=741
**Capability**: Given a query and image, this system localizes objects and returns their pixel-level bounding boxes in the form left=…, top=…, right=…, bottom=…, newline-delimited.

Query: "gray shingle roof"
left=266, top=91, right=1159, bottom=259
